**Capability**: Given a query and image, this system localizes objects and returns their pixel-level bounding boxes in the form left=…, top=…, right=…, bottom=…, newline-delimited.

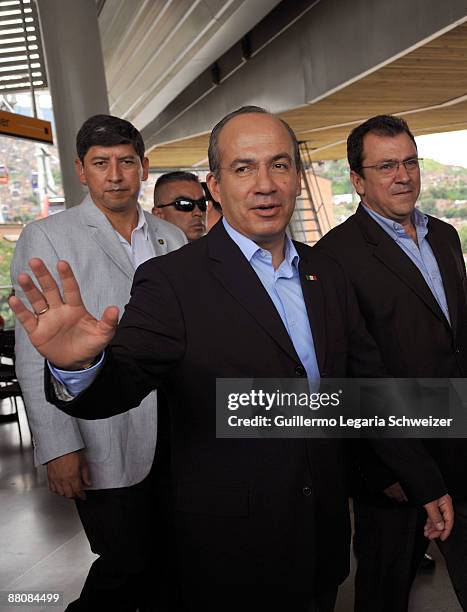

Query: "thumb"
left=80, top=459, right=92, bottom=487
left=426, top=503, right=444, bottom=531
left=100, top=305, right=120, bottom=332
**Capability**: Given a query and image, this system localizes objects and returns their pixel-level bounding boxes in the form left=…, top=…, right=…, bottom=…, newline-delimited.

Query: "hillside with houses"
left=316, top=158, right=467, bottom=254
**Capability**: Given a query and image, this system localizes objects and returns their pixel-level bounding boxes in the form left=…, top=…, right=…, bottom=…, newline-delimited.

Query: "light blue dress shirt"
left=222, top=219, right=320, bottom=382
left=51, top=219, right=320, bottom=393
left=362, top=204, right=451, bottom=324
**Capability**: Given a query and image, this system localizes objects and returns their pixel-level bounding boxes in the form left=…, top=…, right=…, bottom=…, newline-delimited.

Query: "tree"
left=458, top=225, right=467, bottom=255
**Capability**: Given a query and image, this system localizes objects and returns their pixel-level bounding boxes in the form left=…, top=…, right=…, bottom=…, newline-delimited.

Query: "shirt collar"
left=113, top=204, right=148, bottom=245
left=222, top=217, right=299, bottom=269
left=362, top=203, right=428, bottom=239
left=134, top=204, right=149, bottom=239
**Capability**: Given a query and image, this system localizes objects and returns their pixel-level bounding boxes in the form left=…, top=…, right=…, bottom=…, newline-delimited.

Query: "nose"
left=192, top=204, right=203, bottom=217
left=107, top=159, right=123, bottom=182
left=394, top=161, right=410, bottom=182
left=254, top=163, right=276, bottom=193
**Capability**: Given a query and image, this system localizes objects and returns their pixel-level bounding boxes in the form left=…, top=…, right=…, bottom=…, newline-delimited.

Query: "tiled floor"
left=0, top=400, right=462, bottom=612
left=0, top=401, right=95, bottom=612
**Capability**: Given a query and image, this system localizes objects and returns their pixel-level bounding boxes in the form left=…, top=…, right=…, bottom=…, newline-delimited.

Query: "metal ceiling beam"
left=142, top=0, right=467, bottom=152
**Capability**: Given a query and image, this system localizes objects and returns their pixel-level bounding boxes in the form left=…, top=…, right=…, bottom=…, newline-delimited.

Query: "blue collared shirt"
left=362, top=204, right=451, bottom=324
left=52, top=219, right=320, bottom=394
left=223, top=219, right=320, bottom=382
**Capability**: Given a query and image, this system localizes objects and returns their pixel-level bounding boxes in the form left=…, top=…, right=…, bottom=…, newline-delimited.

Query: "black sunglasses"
left=155, top=198, right=208, bottom=212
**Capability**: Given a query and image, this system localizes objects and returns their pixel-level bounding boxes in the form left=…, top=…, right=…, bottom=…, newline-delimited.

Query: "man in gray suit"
left=11, top=115, right=186, bottom=611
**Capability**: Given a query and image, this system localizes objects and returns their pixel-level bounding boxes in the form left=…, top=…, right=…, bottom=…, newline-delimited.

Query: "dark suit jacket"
left=318, top=204, right=467, bottom=503
left=47, top=221, right=445, bottom=607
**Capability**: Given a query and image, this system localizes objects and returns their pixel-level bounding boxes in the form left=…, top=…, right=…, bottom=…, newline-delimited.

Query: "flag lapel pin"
left=305, top=274, right=318, bottom=281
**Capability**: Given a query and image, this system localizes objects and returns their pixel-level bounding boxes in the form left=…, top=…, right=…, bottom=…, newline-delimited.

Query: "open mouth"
left=252, top=204, right=280, bottom=216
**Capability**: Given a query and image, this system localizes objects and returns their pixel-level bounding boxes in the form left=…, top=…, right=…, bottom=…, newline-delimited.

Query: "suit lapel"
left=207, top=222, right=300, bottom=364
left=145, top=212, right=172, bottom=257
left=295, top=243, right=327, bottom=373
left=355, top=205, right=450, bottom=328
left=78, top=195, right=134, bottom=280
left=426, top=220, right=459, bottom=335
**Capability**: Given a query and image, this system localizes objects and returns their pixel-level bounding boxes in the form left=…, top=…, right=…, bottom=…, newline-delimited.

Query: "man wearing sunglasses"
left=152, top=171, right=207, bottom=241
left=318, top=115, right=467, bottom=611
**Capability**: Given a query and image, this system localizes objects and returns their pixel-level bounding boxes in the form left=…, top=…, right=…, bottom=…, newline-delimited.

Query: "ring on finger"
left=33, top=303, right=50, bottom=316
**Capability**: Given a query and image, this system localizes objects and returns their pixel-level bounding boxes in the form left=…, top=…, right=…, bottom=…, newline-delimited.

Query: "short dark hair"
left=347, top=115, right=417, bottom=176
left=201, top=181, right=221, bottom=211
left=208, top=105, right=301, bottom=179
left=153, top=171, right=200, bottom=205
left=76, top=114, right=145, bottom=163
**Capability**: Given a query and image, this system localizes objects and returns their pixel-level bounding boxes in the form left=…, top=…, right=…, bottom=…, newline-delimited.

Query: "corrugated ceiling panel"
left=0, top=0, right=47, bottom=92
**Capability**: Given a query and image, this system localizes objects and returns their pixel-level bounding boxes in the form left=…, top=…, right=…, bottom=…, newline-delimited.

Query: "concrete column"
left=36, top=0, right=109, bottom=207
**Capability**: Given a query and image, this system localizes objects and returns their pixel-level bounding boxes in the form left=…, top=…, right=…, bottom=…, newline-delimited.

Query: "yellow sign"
left=0, top=110, right=53, bottom=144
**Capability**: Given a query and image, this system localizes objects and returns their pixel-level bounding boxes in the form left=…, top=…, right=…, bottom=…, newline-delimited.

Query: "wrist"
left=55, top=354, right=101, bottom=371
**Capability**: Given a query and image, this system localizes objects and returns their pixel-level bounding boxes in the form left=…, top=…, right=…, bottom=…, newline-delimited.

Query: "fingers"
left=56, top=260, right=86, bottom=308
left=48, top=474, right=86, bottom=500
left=46, top=452, right=88, bottom=500
left=439, top=495, right=454, bottom=541
left=8, top=294, right=38, bottom=335
left=423, top=495, right=454, bottom=541
left=383, top=482, right=408, bottom=503
left=14, top=269, right=52, bottom=319
left=424, top=517, right=441, bottom=540
left=424, top=500, right=445, bottom=540
left=29, top=258, right=65, bottom=308
left=425, top=502, right=444, bottom=531
left=13, top=258, right=85, bottom=313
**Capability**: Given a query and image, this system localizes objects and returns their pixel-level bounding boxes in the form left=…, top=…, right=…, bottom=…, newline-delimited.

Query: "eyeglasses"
left=361, top=157, right=423, bottom=176
left=155, top=197, right=208, bottom=212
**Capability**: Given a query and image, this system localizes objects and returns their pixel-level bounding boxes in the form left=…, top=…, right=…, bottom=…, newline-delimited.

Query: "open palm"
left=10, top=258, right=119, bottom=369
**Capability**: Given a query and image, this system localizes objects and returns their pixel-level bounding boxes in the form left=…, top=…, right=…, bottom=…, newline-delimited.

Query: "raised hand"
left=9, top=258, right=119, bottom=370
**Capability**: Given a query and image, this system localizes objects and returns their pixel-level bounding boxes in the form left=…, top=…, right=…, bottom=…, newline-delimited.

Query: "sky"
left=416, top=130, right=467, bottom=169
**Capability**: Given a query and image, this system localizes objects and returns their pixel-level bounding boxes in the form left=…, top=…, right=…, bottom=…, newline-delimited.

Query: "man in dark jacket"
left=318, top=114, right=467, bottom=611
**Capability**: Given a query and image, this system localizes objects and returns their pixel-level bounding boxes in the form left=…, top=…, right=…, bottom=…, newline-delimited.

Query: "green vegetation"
left=317, top=160, right=352, bottom=195
left=0, top=240, right=15, bottom=329
left=459, top=226, right=467, bottom=253
left=315, top=157, right=467, bottom=258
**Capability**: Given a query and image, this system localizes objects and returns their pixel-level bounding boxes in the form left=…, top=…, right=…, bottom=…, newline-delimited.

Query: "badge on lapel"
left=158, top=239, right=165, bottom=245
left=305, top=274, right=318, bottom=281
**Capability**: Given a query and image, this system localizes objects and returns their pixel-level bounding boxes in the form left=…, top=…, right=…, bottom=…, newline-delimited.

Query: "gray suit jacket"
left=11, top=194, right=186, bottom=488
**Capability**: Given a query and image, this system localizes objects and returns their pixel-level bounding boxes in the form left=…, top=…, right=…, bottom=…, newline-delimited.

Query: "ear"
left=142, top=157, right=149, bottom=181
left=295, top=169, right=302, bottom=197
left=350, top=170, right=365, bottom=197
left=206, top=172, right=221, bottom=205
left=75, top=159, right=87, bottom=185
left=152, top=206, right=163, bottom=219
